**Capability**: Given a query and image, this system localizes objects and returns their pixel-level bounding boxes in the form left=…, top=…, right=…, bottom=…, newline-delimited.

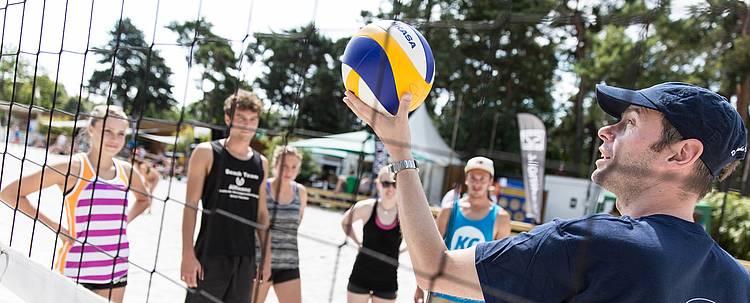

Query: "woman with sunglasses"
left=341, top=166, right=402, bottom=303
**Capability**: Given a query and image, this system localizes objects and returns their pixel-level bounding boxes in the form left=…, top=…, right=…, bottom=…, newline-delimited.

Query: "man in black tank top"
left=181, top=90, right=271, bottom=303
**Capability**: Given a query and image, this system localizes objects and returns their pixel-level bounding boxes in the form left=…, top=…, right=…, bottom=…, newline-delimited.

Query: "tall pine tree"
left=89, top=18, right=175, bottom=119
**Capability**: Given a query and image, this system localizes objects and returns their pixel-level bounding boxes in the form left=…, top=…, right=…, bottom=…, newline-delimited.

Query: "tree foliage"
left=366, top=0, right=559, bottom=174
left=246, top=25, right=359, bottom=134
left=704, top=191, right=750, bottom=259
left=169, top=19, right=243, bottom=127
left=89, top=18, right=176, bottom=119
left=0, top=52, right=92, bottom=116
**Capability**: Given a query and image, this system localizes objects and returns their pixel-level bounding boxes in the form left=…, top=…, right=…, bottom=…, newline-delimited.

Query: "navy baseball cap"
left=596, top=82, right=747, bottom=176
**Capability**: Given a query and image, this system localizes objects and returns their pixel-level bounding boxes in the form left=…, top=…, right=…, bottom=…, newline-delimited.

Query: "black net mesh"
left=0, top=0, right=747, bottom=302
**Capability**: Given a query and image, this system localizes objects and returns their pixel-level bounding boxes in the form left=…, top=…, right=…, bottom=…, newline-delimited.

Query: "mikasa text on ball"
left=341, top=20, right=435, bottom=116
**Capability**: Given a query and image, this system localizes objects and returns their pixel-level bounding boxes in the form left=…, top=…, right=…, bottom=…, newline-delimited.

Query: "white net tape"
left=0, top=241, right=106, bottom=303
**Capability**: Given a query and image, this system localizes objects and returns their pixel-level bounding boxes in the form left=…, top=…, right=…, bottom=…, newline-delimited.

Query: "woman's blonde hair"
left=88, top=104, right=129, bottom=127
left=74, top=104, right=128, bottom=153
left=376, top=166, right=395, bottom=183
left=272, top=146, right=303, bottom=168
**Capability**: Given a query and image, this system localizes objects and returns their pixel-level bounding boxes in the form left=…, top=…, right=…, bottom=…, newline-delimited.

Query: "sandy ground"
left=0, top=144, right=419, bottom=302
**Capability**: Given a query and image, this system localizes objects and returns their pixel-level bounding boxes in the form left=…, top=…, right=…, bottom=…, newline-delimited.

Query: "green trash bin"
left=596, top=191, right=617, bottom=214
left=694, top=201, right=713, bottom=232
left=345, top=176, right=358, bottom=194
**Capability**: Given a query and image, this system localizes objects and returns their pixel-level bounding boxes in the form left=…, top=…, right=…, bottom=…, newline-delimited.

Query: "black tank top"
left=349, top=200, right=401, bottom=291
left=195, top=140, right=263, bottom=257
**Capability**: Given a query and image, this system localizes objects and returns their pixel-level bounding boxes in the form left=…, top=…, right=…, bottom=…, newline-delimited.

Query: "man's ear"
left=666, top=138, right=703, bottom=170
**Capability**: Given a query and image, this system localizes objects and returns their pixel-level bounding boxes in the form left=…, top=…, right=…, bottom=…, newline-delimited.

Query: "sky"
left=1, top=0, right=708, bottom=120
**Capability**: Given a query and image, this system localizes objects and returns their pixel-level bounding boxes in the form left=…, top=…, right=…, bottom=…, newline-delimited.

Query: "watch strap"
left=389, top=159, right=419, bottom=176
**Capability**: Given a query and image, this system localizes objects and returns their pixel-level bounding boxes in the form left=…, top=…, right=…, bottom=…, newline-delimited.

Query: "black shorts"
left=269, top=268, right=300, bottom=284
left=184, top=255, right=255, bottom=303
left=80, top=276, right=128, bottom=291
left=347, top=282, right=397, bottom=300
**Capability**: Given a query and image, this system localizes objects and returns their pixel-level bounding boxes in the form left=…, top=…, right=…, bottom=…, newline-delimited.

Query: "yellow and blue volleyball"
left=341, top=20, right=435, bottom=116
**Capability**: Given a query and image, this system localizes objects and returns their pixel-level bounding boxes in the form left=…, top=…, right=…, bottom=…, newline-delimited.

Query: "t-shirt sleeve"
left=474, top=221, right=573, bottom=303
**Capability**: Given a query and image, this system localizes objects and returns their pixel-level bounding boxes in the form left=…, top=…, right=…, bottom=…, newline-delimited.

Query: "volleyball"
left=341, top=20, right=435, bottom=116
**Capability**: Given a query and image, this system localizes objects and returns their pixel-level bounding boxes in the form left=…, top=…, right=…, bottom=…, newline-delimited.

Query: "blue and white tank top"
left=434, top=199, right=498, bottom=303
left=444, top=199, right=497, bottom=250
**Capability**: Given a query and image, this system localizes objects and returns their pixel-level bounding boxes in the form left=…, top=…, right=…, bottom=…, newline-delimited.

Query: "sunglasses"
left=380, top=180, right=397, bottom=188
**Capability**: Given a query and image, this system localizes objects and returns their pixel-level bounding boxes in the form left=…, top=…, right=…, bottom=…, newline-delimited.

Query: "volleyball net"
left=0, top=0, right=747, bottom=302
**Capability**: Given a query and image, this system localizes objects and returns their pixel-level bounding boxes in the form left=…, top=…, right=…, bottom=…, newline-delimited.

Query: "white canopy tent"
left=291, top=106, right=462, bottom=203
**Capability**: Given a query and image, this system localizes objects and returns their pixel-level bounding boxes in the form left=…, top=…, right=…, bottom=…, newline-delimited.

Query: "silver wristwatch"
left=388, top=159, right=419, bottom=176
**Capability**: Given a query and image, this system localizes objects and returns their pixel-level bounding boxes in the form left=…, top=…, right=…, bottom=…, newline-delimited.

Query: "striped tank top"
left=256, top=180, right=301, bottom=269
left=55, top=153, right=130, bottom=284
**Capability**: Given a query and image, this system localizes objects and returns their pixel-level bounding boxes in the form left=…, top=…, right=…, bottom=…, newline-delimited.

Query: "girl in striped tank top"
left=254, top=146, right=308, bottom=303
left=0, top=105, right=152, bottom=303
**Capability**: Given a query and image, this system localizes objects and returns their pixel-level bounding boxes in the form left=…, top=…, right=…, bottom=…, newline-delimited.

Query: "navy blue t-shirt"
left=474, top=214, right=750, bottom=302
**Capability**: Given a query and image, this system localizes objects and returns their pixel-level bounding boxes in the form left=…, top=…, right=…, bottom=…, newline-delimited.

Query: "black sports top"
left=195, top=140, right=263, bottom=257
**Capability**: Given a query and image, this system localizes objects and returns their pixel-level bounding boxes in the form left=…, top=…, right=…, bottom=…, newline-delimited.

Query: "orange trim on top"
left=115, top=160, right=129, bottom=186
left=79, top=153, right=95, bottom=181
left=56, top=242, right=69, bottom=273
left=57, top=154, right=90, bottom=273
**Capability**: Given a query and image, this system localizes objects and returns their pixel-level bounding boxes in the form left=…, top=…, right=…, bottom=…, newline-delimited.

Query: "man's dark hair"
left=223, top=89, right=262, bottom=117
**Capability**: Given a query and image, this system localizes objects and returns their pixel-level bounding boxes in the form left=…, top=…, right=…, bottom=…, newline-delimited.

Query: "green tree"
left=704, top=191, right=750, bottom=259
left=0, top=53, right=69, bottom=110
left=684, top=1, right=750, bottom=123
left=571, top=0, right=750, bottom=183
left=365, top=0, right=559, bottom=174
left=673, top=1, right=750, bottom=191
left=88, top=18, right=176, bottom=119
left=560, top=1, right=711, bottom=177
left=58, top=96, right=93, bottom=115
left=246, top=25, right=358, bottom=134
left=168, top=19, right=244, bottom=128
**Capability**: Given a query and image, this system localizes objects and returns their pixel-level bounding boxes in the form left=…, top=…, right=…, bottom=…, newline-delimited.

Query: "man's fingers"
left=185, top=272, right=196, bottom=288
left=343, top=91, right=373, bottom=119
left=397, top=93, right=413, bottom=117
left=183, top=266, right=201, bottom=288
left=343, top=95, right=375, bottom=125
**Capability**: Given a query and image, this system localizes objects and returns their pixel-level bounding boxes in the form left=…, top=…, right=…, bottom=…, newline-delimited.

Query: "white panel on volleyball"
left=341, top=64, right=353, bottom=85
left=373, top=20, right=428, bottom=81
left=358, top=78, right=392, bottom=116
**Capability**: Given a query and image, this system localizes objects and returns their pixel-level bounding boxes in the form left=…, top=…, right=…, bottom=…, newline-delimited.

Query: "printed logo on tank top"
left=219, top=168, right=260, bottom=200
left=450, top=226, right=486, bottom=250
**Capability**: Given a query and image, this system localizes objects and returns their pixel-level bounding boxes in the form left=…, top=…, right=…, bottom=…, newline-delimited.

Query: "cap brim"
left=596, top=84, right=657, bottom=119
left=465, top=166, right=494, bottom=177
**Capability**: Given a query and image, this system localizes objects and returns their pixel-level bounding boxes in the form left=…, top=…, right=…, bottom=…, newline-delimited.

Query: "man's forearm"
left=181, top=205, right=198, bottom=256
left=395, top=169, right=449, bottom=283
left=258, top=229, right=271, bottom=260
